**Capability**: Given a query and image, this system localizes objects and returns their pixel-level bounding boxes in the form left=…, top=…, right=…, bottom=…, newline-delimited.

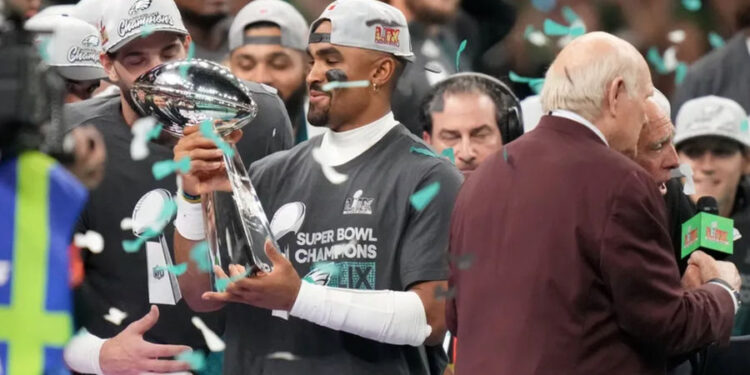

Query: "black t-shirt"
left=222, top=124, right=463, bottom=374
left=65, top=86, right=293, bottom=347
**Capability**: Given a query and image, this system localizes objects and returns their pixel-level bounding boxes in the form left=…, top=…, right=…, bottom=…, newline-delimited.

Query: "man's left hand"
left=202, top=241, right=302, bottom=311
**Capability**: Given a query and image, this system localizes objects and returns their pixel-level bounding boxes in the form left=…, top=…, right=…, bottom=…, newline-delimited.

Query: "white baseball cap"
left=309, top=0, right=415, bottom=62
left=99, top=0, right=188, bottom=53
left=72, top=0, right=107, bottom=28
left=25, top=15, right=107, bottom=81
left=229, top=0, right=308, bottom=52
left=675, top=95, right=750, bottom=148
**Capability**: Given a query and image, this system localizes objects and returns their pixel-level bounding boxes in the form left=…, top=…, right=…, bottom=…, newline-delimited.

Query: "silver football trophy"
left=129, top=59, right=279, bottom=289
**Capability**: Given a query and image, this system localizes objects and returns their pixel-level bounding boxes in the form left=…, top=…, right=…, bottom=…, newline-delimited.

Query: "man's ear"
left=605, top=76, right=625, bottom=118
left=371, top=57, right=396, bottom=89
left=742, top=152, right=750, bottom=175
left=182, top=34, right=193, bottom=52
left=422, top=130, right=432, bottom=144
left=100, top=52, right=119, bottom=83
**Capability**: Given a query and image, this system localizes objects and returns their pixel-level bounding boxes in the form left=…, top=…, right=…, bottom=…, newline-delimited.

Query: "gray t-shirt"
left=223, top=124, right=463, bottom=374
left=64, top=86, right=292, bottom=347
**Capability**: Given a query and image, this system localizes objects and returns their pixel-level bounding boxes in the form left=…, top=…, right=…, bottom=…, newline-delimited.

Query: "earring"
left=372, top=83, right=379, bottom=92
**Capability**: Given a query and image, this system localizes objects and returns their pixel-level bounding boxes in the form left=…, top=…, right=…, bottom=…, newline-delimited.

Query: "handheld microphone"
left=680, top=196, right=733, bottom=260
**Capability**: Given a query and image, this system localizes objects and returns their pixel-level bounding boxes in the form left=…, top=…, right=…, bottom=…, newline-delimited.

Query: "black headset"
left=418, top=72, right=524, bottom=144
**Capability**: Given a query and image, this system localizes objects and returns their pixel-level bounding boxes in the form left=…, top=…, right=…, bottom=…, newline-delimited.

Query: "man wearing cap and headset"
left=228, top=0, right=322, bottom=143
left=173, top=0, right=463, bottom=373
left=419, top=72, right=524, bottom=173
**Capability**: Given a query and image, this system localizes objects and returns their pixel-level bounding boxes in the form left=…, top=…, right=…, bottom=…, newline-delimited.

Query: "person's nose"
left=456, top=136, right=476, bottom=163
left=695, top=152, right=716, bottom=176
left=247, top=63, right=272, bottom=86
left=663, top=145, right=679, bottom=171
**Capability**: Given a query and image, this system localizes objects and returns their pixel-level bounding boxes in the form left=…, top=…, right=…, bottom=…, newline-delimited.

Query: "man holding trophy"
left=173, top=0, right=463, bottom=373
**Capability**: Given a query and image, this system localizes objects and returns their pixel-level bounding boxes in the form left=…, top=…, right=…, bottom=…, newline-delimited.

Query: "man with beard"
left=172, top=1, right=463, bottom=373
left=229, top=0, right=323, bottom=143
left=62, top=0, right=292, bottom=372
left=174, top=0, right=234, bottom=62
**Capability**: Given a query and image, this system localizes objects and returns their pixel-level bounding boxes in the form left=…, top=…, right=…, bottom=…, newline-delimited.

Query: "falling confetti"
left=152, top=156, right=191, bottom=180
left=37, top=37, right=51, bottom=62
left=503, top=148, right=509, bottom=162
left=191, top=316, right=226, bottom=352
left=741, top=119, right=749, bottom=133
left=0, top=260, right=10, bottom=287
left=668, top=29, right=686, bottom=44
left=674, top=62, right=688, bottom=85
left=646, top=47, right=668, bottom=74
left=410, top=182, right=441, bottom=211
left=321, top=80, right=371, bottom=91
left=267, top=352, right=302, bottom=361
left=682, top=0, right=701, bottom=11
left=311, top=147, right=348, bottom=184
left=560, top=6, right=579, bottom=24
left=74, top=230, right=105, bottom=254
left=531, top=0, right=556, bottom=12
left=140, top=23, right=156, bottom=37
left=509, top=71, right=545, bottom=94
left=543, top=7, right=585, bottom=39
left=120, top=217, right=133, bottom=230
left=180, top=42, right=196, bottom=78
left=441, top=148, right=455, bottom=164
left=455, top=39, right=467, bottom=71
left=524, top=25, right=549, bottom=47
left=199, top=120, right=235, bottom=157
left=214, top=268, right=252, bottom=292
left=155, top=263, right=188, bottom=276
left=190, top=241, right=213, bottom=272
left=176, top=350, right=206, bottom=371
left=708, top=32, right=725, bottom=49
left=122, top=199, right=176, bottom=253
left=103, top=307, right=127, bottom=326
left=434, top=285, right=456, bottom=300
left=131, top=117, right=162, bottom=160
left=410, top=146, right=438, bottom=158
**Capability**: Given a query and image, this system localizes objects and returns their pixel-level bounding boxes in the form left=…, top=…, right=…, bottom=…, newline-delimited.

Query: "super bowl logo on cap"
left=368, top=19, right=402, bottom=47
left=129, top=0, right=153, bottom=16
left=68, top=34, right=100, bottom=64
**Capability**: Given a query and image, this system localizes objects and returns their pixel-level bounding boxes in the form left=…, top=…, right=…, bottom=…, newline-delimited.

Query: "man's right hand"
left=687, top=250, right=742, bottom=291
left=173, top=125, right=242, bottom=196
left=99, top=305, right=192, bottom=375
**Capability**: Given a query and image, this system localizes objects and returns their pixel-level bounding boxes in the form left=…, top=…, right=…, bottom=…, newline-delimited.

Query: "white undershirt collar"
left=318, top=112, right=399, bottom=166
left=550, top=109, right=609, bottom=147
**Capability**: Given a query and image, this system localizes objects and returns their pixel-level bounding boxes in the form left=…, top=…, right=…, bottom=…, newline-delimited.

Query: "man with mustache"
left=172, top=1, right=463, bottom=373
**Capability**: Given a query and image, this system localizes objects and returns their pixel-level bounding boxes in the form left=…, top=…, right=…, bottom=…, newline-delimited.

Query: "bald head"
left=541, top=31, right=653, bottom=157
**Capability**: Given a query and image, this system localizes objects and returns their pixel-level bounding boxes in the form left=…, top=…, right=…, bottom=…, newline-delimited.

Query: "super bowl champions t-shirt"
left=223, top=124, right=463, bottom=374
left=64, top=84, right=293, bottom=348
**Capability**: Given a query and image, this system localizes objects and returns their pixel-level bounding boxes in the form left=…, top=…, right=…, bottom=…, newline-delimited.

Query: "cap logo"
left=68, top=35, right=100, bottom=64
left=129, top=0, right=153, bottom=16
left=374, top=26, right=400, bottom=47
left=118, top=12, right=175, bottom=38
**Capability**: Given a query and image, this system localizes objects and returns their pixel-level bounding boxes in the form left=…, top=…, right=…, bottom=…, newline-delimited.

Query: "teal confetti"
left=180, top=42, right=196, bottom=78
left=321, top=80, right=370, bottom=91
left=190, top=242, right=212, bottom=272
left=155, top=263, right=188, bottom=276
left=146, top=123, right=163, bottom=141
left=502, top=148, right=508, bottom=162
left=214, top=268, right=251, bottom=291
left=176, top=350, right=206, bottom=371
left=140, top=24, right=156, bottom=38
left=543, top=19, right=570, bottom=36
left=456, top=39, right=467, bottom=72
left=122, top=228, right=159, bottom=253
left=524, top=25, right=535, bottom=39
left=708, top=32, right=725, bottom=49
left=410, top=146, right=438, bottom=158
left=529, top=79, right=545, bottom=94
left=441, top=148, right=455, bottom=164
left=561, top=6, right=579, bottom=24
left=674, top=62, right=688, bottom=85
left=531, top=0, right=555, bottom=12
left=682, top=0, right=701, bottom=11
left=38, top=37, right=51, bottom=62
left=199, top=120, right=235, bottom=157
left=543, top=7, right=585, bottom=39
left=647, top=47, right=668, bottom=74
left=152, top=156, right=191, bottom=180
left=509, top=71, right=545, bottom=94
left=741, top=119, right=749, bottom=133
left=122, top=198, right=175, bottom=253
left=409, top=182, right=441, bottom=211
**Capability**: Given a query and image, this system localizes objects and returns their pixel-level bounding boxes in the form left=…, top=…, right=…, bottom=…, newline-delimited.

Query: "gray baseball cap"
left=26, top=15, right=107, bottom=81
left=99, top=0, right=188, bottom=53
left=309, top=0, right=415, bottom=62
left=229, top=0, right=308, bottom=52
left=674, top=95, right=750, bottom=148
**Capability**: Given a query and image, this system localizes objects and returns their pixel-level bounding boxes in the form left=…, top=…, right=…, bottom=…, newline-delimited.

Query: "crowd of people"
left=2, top=0, right=750, bottom=374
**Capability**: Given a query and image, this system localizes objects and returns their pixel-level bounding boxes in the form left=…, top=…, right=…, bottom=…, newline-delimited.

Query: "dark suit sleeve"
left=600, top=170, right=734, bottom=355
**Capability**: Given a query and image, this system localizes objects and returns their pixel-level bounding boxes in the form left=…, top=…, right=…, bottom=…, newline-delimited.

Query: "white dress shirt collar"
left=550, top=109, right=609, bottom=147
left=318, top=112, right=399, bottom=166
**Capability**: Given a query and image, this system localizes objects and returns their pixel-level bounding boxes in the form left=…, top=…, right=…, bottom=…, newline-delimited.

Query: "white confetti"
left=734, top=228, right=742, bottom=241
left=120, top=217, right=133, bottom=230
left=267, top=352, right=301, bottom=361
left=103, top=307, right=127, bottom=326
left=311, top=147, right=348, bottom=185
left=131, top=117, right=158, bottom=160
left=191, top=316, right=226, bottom=352
left=74, top=230, right=105, bottom=254
left=528, top=31, right=549, bottom=46
left=662, top=46, right=679, bottom=72
left=668, top=29, right=686, bottom=44
left=0, top=260, right=10, bottom=287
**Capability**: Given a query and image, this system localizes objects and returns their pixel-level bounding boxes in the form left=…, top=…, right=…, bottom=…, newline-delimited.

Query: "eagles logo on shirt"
left=129, top=0, right=153, bottom=16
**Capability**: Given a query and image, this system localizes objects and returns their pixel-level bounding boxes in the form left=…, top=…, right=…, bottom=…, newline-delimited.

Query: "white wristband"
left=290, top=282, right=432, bottom=346
left=175, top=194, right=205, bottom=240
left=63, top=329, right=105, bottom=374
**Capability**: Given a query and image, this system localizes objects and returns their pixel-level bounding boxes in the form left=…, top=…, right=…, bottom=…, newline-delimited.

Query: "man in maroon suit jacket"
left=446, top=32, right=741, bottom=375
